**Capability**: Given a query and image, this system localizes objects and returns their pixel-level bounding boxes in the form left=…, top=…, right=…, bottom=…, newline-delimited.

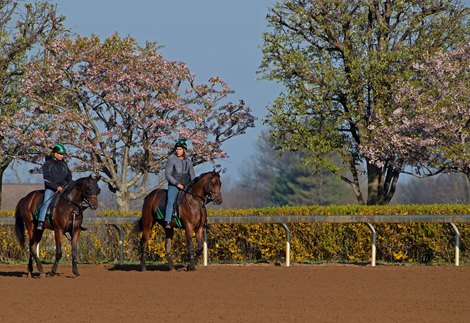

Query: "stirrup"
left=37, top=221, right=45, bottom=231
left=165, top=221, right=171, bottom=229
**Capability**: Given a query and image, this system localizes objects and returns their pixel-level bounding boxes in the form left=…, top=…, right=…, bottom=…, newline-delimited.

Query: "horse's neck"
left=187, top=180, right=206, bottom=200
left=63, top=184, right=82, bottom=203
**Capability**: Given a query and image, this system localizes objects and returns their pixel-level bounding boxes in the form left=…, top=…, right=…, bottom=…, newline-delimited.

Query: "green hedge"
left=1, top=204, right=469, bottom=265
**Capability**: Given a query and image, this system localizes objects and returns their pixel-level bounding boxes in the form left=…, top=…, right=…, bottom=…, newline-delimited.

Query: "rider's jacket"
left=165, top=154, right=195, bottom=187
left=42, top=155, right=72, bottom=191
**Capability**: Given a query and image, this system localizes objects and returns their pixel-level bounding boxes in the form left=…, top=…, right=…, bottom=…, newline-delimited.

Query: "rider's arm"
left=165, top=156, right=179, bottom=186
left=188, top=161, right=196, bottom=182
left=43, top=161, right=59, bottom=191
left=65, top=164, right=72, bottom=184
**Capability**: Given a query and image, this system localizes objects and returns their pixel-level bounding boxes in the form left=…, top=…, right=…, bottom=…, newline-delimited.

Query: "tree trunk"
left=366, top=161, right=400, bottom=205
left=115, top=189, right=130, bottom=211
left=0, top=161, right=11, bottom=209
left=464, top=173, right=470, bottom=203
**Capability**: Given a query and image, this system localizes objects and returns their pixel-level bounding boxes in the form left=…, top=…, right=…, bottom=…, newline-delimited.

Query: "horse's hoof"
left=186, top=265, right=196, bottom=271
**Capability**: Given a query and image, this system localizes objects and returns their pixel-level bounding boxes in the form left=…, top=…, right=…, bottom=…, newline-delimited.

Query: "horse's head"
left=81, top=175, right=101, bottom=210
left=202, top=170, right=223, bottom=205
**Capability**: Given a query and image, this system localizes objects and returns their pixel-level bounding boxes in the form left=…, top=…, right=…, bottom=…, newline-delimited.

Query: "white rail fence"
left=1, top=214, right=469, bottom=266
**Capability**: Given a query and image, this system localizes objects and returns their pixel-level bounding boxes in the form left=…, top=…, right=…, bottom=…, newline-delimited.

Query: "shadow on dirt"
left=106, top=264, right=186, bottom=272
left=0, top=270, right=25, bottom=277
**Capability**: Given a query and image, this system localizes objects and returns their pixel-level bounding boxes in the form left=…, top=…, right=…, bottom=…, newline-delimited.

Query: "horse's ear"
left=213, top=164, right=222, bottom=174
left=212, top=164, right=226, bottom=174
left=89, top=174, right=101, bottom=182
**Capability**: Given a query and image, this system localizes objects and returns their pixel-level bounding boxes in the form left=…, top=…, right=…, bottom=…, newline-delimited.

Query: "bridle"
left=57, top=180, right=99, bottom=240
left=59, top=185, right=98, bottom=210
left=183, top=174, right=219, bottom=205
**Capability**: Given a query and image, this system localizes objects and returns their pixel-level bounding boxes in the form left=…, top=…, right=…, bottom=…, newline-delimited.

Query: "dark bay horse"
left=14, top=175, right=101, bottom=277
left=137, top=170, right=222, bottom=271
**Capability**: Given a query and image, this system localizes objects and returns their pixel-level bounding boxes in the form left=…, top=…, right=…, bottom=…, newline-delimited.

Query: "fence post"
left=279, top=224, right=290, bottom=267
left=450, top=223, right=460, bottom=266
left=366, top=223, right=376, bottom=267
left=111, top=224, right=124, bottom=265
left=203, top=228, right=208, bottom=266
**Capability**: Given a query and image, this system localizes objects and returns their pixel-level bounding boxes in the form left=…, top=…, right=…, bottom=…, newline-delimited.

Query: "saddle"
left=35, top=192, right=59, bottom=224
left=156, top=190, right=184, bottom=228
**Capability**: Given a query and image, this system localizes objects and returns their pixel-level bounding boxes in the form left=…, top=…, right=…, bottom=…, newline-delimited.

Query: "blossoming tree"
left=0, top=0, right=65, bottom=207
left=365, top=44, right=470, bottom=181
left=23, top=34, right=255, bottom=210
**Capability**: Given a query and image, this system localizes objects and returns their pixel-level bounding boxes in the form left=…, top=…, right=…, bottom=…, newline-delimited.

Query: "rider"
left=164, top=139, right=195, bottom=229
left=37, top=143, right=72, bottom=231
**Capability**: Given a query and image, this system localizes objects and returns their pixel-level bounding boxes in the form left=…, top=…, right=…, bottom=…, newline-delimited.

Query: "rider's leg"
left=164, top=185, right=178, bottom=228
left=37, top=188, right=54, bottom=230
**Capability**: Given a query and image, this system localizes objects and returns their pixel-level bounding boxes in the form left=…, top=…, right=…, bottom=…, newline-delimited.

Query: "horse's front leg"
left=165, top=228, right=175, bottom=271
left=30, top=230, right=45, bottom=278
left=50, top=229, right=63, bottom=276
left=71, top=229, right=81, bottom=277
left=185, top=227, right=197, bottom=271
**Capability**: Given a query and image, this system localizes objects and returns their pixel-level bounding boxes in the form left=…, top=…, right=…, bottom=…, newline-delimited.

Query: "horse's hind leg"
left=140, top=224, right=152, bottom=272
left=27, top=253, right=34, bottom=278
left=50, top=230, right=63, bottom=277
left=30, top=236, right=45, bottom=278
left=165, top=229, right=175, bottom=271
left=140, top=237, right=148, bottom=272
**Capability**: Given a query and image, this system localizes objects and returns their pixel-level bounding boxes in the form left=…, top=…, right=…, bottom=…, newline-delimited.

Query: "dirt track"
left=0, top=263, right=469, bottom=322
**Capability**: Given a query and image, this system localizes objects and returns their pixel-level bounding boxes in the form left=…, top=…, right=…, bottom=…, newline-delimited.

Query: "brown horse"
left=137, top=170, right=222, bottom=271
left=14, top=175, right=101, bottom=278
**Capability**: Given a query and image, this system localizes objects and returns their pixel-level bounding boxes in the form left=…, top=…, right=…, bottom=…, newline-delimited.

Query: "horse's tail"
left=133, top=217, right=143, bottom=234
left=14, top=202, right=26, bottom=248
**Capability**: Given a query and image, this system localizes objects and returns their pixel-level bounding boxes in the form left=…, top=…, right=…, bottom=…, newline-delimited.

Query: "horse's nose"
left=88, top=196, right=99, bottom=209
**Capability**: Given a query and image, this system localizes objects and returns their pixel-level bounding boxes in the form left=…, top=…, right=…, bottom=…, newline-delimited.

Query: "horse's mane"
left=63, top=179, right=78, bottom=194
left=186, top=171, right=213, bottom=191
left=62, top=176, right=90, bottom=194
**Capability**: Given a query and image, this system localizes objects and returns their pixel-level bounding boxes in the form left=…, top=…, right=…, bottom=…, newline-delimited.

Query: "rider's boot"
left=37, top=221, right=45, bottom=231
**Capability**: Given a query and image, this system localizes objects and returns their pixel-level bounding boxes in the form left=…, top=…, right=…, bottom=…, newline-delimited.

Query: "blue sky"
left=10, top=0, right=468, bottom=183
left=53, top=0, right=280, bottom=179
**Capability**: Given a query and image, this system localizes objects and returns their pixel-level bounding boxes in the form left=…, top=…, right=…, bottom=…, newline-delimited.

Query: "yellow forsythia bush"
left=1, top=204, right=469, bottom=265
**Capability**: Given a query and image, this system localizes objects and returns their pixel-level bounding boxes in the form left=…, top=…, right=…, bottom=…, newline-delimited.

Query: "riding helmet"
left=51, top=143, right=66, bottom=155
left=174, top=139, right=188, bottom=150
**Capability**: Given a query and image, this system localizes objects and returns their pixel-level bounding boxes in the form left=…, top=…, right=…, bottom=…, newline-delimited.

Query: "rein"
left=182, top=184, right=215, bottom=205
left=58, top=186, right=94, bottom=210
left=58, top=184, right=94, bottom=241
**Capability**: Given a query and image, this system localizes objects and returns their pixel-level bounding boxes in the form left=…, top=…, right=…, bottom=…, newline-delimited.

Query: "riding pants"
left=38, top=188, right=54, bottom=222
left=165, top=185, right=179, bottom=222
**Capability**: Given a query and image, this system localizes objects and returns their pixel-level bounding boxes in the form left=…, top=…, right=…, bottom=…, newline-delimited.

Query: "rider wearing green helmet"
left=51, top=143, right=66, bottom=155
left=37, top=144, right=72, bottom=230
left=164, top=139, right=195, bottom=229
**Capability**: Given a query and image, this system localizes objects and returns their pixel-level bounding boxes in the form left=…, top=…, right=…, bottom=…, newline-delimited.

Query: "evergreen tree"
left=269, top=153, right=354, bottom=206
